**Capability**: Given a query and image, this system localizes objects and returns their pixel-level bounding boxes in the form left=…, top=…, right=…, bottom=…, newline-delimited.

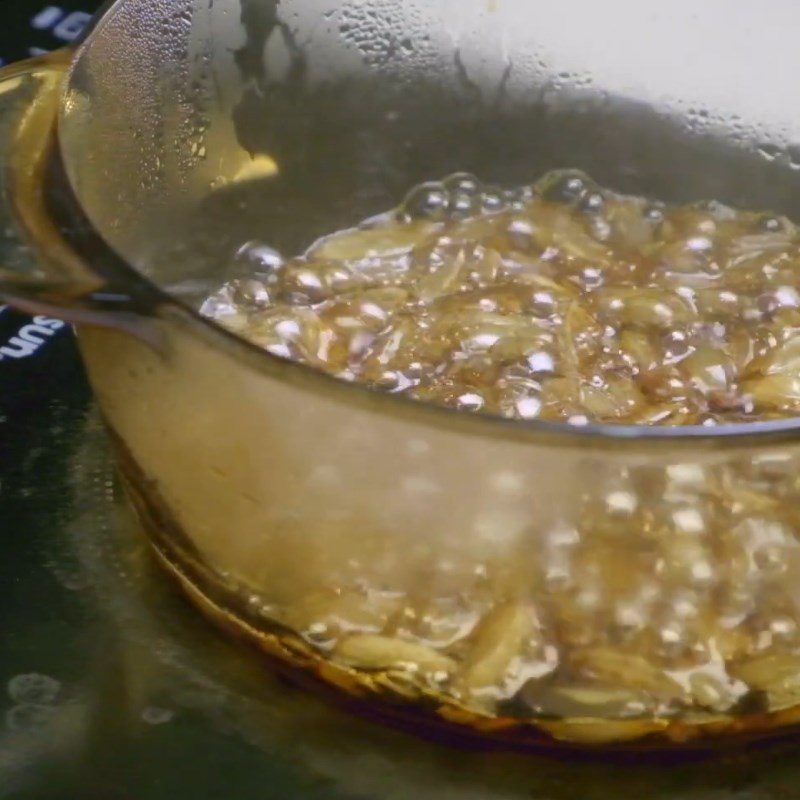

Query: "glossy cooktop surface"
left=4, top=5, right=800, bottom=799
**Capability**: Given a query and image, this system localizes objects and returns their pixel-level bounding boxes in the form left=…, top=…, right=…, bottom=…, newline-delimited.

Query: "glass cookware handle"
left=0, top=50, right=160, bottom=341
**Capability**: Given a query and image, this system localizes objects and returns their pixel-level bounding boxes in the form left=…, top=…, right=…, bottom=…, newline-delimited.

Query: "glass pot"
left=4, top=0, right=800, bottom=748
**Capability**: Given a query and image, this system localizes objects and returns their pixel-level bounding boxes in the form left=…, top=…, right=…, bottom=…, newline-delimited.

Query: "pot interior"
left=59, top=0, right=800, bottom=304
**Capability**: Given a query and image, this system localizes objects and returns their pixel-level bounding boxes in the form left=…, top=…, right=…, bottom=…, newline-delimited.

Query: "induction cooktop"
left=3, top=5, right=800, bottom=799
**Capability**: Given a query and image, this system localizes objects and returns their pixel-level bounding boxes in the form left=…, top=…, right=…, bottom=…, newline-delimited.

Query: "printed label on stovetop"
left=0, top=0, right=101, bottom=388
left=0, top=302, right=88, bottom=417
left=0, top=310, right=67, bottom=362
left=0, top=1, right=102, bottom=416
left=0, top=3, right=95, bottom=65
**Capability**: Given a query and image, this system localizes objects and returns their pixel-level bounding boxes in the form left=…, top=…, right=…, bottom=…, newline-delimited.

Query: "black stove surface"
left=4, top=5, right=800, bottom=800
left=0, top=1, right=94, bottom=423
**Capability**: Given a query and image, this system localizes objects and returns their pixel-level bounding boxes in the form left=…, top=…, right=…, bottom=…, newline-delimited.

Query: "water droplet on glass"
left=142, top=706, right=175, bottom=725
left=8, top=673, right=60, bottom=705
left=6, top=704, right=56, bottom=731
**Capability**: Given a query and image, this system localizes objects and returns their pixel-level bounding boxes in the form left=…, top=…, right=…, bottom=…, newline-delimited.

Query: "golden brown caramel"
left=204, top=170, right=800, bottom=427
left=198, top=171, right=800, bottom=742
